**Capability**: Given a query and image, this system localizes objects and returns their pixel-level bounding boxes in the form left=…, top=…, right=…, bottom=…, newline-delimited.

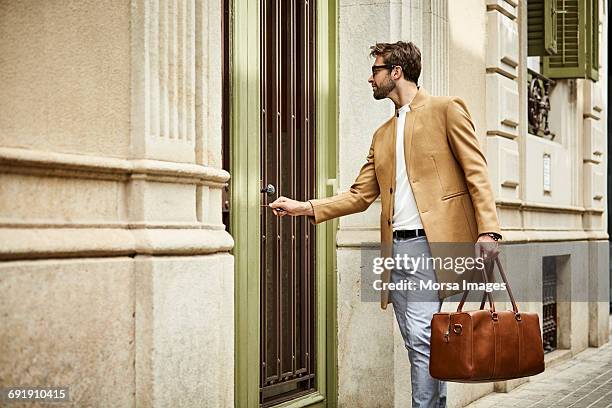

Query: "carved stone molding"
left=0, top=147, right=229, bottom=186
left=0, top=227, right=233, bottom=260
left=0, top=146, right=232, bottom=259
left=131, top=0, right=221, bottom=164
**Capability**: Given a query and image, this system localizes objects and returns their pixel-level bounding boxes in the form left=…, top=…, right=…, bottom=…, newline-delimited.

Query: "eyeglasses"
left=371, top=64, right=396, bottom=76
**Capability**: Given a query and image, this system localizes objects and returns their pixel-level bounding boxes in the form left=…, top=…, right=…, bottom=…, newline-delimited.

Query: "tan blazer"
left=308, top=87, right=501, bottom=309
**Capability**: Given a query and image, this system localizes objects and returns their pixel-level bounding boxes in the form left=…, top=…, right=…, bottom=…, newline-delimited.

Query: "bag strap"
left=457, top=259, right=495, bottom=312
left=495, top=256, right=519, bottom=313
left=457, top=256, right=520, bottom=314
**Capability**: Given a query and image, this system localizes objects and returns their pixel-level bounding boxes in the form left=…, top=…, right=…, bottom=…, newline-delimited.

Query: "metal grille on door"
left=260, top=0, right=317, bottom=406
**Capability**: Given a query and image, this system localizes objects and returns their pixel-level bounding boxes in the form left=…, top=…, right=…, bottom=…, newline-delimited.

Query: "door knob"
left=261, top=184, right=276, bottom=196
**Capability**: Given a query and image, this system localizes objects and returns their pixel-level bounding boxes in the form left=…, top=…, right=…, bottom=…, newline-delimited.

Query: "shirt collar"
left=396, top=103, right=411, bottom=117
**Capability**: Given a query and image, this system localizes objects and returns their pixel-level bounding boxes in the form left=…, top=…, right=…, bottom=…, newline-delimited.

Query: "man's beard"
left=373, top=76, right=395, bottom=100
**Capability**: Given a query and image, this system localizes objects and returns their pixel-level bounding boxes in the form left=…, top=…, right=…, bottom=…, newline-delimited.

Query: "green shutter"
left=527, top=0, right=557, bottom=57
left=528, top=0, right=557, bottom=56
left=543, top=0, right=586, bottom=78
left=545, top=0, right=558, bottom=54
left=528, top=0, right=545, bottom=56
left=586, top=0, right=599, bottom=81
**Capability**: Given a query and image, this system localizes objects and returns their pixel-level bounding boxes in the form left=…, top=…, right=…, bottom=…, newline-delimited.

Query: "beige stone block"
left=583, top=80, right=604, bottom=119
left=338, top=3, right=390, bottom=230
left=486, top=11, right=519, bottom=78
left=570, top=302, right=590, bottom=353
left=0, top=0, right=131, bottom=158
left=548, top=82, right=578, bottom=144
left=497, top=205, right=522, bottom=232
left=131, top=228, right=234, bottom=255
left=138, top=140, right=196, bottom=164
left=582, top=211, right=605, bottom=231
left=0, top=226, right=233, bottom=259
left=486, top=135, right=519, bottom=200
left=588, top=241, right=610, bottom=347
left=0, top=258, right=135, bottom=407
left=485, top=74, right=519, bottom=138
left=336, top=248, right=394, bottom=407
left=486, top=0, right=518, bottom=20
left=583, top=162, right=605, bottom=209
left=135, top=254, right=234, bottom=408
left=449, top=0, right=487, bottom=135
left=541, top=249, right=589, bottom=353
left=0, top=227, right=135, bottom=259
left=522, top=208, right=583, bottom=231
left=128, top=180, right=196, bottom=222
left=525, top=134, right=572, bottom=205
left=206, top=185, right=223, bottom=226
left=0, top=173, right=127, bottom=223
left=583, top=117, right=604, bottom=163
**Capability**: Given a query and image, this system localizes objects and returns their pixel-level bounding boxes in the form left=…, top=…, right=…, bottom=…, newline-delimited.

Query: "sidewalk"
left=466, top=317, right=612, bottom=408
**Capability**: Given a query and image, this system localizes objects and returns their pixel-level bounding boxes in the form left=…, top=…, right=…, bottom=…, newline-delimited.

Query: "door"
left=259, top=0, right=317, bottom=406
left=229, top=0, right=337, bottom=406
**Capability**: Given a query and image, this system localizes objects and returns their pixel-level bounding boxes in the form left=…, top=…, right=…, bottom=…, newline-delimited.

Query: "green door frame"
left=231, top=0, right=339, bottom=407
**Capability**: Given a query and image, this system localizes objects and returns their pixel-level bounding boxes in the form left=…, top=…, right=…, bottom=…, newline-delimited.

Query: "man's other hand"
left=475, top=234, right=500, bottom=262
left=269, top=196, right=314, bottom=217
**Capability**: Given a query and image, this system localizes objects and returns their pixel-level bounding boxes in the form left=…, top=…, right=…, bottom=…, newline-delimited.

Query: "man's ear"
left=393, top=66, right=403, bottom=80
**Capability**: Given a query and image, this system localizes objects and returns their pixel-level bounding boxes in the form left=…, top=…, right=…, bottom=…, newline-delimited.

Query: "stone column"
left=483, top=0, right=520, bottom=207
left=0, top=1, right=234, bottom=406
left=130, top=1, right=233, bottom=406
left=582, top=9, right=609, bottom=346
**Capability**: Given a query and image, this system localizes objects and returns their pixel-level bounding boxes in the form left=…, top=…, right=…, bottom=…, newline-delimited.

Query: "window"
left=527, top=0, right=599, bottom=81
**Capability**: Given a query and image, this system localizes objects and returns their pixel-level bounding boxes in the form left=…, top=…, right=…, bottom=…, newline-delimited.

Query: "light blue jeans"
left=389, top=235, right=447, bottom=408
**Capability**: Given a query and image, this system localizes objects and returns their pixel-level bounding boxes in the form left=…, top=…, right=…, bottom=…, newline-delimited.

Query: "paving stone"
left=464, top=326, right=612, bottom=408
left=588, top=391, right=612, bottom=408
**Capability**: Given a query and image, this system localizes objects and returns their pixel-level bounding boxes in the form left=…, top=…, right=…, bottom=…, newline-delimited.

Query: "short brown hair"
left=369, top=41, right=421, bottom=85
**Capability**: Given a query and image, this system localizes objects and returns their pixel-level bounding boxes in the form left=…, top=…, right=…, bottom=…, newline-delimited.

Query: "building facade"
left=0, top=0, right=608, bottom=407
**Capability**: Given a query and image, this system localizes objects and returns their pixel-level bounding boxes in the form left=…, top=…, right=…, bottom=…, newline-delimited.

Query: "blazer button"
left=390, top=187, right=393, bottom=194
left=388, top=219, right=391, bottom=226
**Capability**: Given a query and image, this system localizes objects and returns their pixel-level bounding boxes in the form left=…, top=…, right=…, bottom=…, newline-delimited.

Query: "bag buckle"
left=491, top=312, right=499, bottom=322
left=453, top=324, right=463, bottom=335
left=515, top=313, right=522, bottom=321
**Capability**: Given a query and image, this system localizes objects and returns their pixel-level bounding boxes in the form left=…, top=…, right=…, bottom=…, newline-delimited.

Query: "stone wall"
left=0, top=1, right=234, bottom=407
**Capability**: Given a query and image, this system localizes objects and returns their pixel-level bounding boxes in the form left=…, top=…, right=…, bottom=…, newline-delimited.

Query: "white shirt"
left=393, top=104, right=423, bottom=231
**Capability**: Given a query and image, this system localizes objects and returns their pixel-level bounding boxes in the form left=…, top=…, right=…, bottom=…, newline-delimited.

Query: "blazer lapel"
left=386, top=87, right=430, bottom=215
left=405, top=87, right=430, bottom=174
left=404, top=110, right=417, bottom=174
left=391, top=116, right=397, bottom=192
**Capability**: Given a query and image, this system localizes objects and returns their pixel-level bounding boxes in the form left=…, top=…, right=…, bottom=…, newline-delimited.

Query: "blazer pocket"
left=441, top=190, right=468, bottom=201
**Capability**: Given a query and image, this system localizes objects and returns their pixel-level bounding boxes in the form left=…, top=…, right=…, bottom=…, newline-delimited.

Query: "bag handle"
left=457, top=256, right=519, bottom=314
left=458, top=259, right=495, bottom=312
left=495, top=256, right=519, bottom=313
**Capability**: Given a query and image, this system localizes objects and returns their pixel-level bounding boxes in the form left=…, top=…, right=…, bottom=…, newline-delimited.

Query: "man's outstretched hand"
left=269, top=196, right=314, bottom=217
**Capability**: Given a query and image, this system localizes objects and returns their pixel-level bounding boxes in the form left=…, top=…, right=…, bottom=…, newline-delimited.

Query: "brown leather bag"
left=429, top=257, right=545, bottom=382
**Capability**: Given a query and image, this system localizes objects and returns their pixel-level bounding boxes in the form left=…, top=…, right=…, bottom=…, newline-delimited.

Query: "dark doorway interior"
left=222, top=0, right=231, bottom=232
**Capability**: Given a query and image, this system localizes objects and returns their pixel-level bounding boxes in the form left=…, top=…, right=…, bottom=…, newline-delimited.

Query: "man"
left=270, top=41, right=501, bottom=407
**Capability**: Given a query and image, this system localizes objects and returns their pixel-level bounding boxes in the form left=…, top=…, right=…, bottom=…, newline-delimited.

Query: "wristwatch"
left=484, top=232, right=502, bottom=241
